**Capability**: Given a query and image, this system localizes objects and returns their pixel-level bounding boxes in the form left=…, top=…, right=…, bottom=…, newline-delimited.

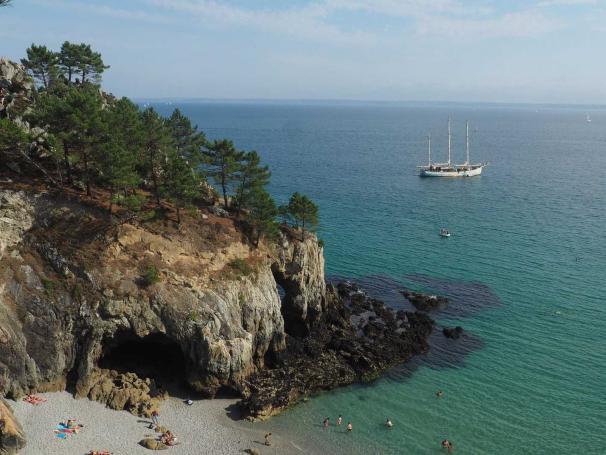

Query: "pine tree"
left=97, top=98, right=142, bottom=214
left=280, top=192, right=319, bottom=239
left=21, top=44, right=58, bottom=89
left=140, top=108, right=172, bottom=207
left=204, top=139, right=242, bottom=210
left=247, top=189, right=278, bottom=246
left=162, top=148, right=199, bottom=223
left=235, top=150, right=271, bottom=213
left=166, top=108, right=206, bottom=168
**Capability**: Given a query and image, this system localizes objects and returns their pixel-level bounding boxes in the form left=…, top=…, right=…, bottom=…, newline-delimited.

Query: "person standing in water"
left=347, top=422, right=353, bottom=432
left=336, top=415, right=343, bottom=426
left=323, top=417, right=330, bottom=430
left=264, top=432, right=272, bottom=446
left=385, top=418, right=393, bottom=429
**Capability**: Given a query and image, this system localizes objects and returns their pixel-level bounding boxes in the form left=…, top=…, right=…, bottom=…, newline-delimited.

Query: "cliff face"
left=0, top=189, right=325, bottom=403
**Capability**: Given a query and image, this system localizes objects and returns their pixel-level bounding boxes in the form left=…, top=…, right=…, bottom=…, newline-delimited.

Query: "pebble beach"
left=11, top=392, right=310, bottom=455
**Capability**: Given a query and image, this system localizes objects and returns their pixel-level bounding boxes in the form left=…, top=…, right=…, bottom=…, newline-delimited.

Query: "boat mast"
left=428, top=134, right=432, bottom=166
left=447, top=117, right=451, bottom=167
left=466, top=121, right=470, bottom=167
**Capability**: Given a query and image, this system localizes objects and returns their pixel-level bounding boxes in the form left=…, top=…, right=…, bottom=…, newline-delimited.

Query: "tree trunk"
left=221, top=173, right=228, bottom=210
left=83, top=152, right=91, bottom=196
left=108, top=187, right=113, bottom=215
left=63, top=141, right=73, bottom=184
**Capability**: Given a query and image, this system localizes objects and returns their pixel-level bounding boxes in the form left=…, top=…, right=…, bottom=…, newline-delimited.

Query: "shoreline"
left=11, top=391, right=324, bottom=455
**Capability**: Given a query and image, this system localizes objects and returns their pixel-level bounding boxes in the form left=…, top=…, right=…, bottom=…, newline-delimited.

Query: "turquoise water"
left=152, top=102, right=606, bottom=454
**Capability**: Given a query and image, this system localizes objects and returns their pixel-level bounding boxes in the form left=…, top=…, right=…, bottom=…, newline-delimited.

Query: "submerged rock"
left=443, top=326, right=464, bottom=339
left=400, top=289, right=448, bottom=312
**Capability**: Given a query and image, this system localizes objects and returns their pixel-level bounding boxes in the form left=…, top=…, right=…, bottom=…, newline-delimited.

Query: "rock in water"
left=400, top=289, right=448, bottom=312
left=443, top=326, right=464, bottom=339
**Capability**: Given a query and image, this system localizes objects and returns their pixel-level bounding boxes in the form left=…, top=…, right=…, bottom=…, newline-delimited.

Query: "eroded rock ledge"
left=239, top=282, right=434, bottom=419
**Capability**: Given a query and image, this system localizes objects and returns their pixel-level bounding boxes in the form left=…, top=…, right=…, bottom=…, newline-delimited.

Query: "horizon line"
left=130, top=97, right=606, bottom=109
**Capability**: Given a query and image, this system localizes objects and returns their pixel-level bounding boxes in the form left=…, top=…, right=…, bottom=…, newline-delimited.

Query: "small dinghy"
left=440, top=228, right=451, bottom=237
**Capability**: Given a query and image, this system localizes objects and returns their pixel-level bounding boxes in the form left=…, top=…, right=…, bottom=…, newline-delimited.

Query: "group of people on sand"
left=23, top=394, right=46, bottom=405
left=149, top=410, right=179, bottom=447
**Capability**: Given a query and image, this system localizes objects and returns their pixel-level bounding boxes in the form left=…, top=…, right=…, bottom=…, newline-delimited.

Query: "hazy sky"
left=2, top=0, right=605, bottom=104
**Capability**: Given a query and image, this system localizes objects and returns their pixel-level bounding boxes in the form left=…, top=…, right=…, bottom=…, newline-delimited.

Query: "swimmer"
left=385, top=418, right=393, bottom=429
left=323, top=417, right=330, bottom=429
left=436, top=390, right=444, bottom=398
left=336, top=415, right=342, bottom=426
left=442, top=439, right=454, bottom=453
left=347, top=422, right=353, bottom=432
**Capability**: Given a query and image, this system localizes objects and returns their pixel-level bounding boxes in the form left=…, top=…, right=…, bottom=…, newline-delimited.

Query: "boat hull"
left=420, top=166, right=483, bottom=177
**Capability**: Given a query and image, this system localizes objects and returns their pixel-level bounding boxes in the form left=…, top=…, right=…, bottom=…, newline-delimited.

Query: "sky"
left=2, top=0, right=606, bottom=104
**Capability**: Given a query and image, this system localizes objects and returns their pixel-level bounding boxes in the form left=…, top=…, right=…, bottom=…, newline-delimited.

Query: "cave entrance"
left=98, top=332, right=189, bottom=395
left=271, top=264, right=309, bottom=338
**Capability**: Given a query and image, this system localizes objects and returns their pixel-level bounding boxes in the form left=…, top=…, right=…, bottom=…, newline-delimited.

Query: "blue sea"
left=150, top=101, right=606, bottom=454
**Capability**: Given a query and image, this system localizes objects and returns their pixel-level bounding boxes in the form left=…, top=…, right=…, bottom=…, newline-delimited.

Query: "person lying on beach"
left=23, top=394, right=47, bottom=405
left=160, top=430, right=178, bottom=446
left=88, top=450, right=112, bottom=455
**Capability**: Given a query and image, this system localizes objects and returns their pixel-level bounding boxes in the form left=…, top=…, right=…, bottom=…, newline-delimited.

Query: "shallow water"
left=151, top=101, right=606, bottom=454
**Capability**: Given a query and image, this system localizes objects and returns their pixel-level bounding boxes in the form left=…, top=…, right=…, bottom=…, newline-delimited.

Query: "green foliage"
left=235, top=150, right=271, bottom=213
left=279, top=192, right=319, bottom=237
left=41, top=277, right=56, bottom=296
left=59, top=41, right=109, bottom=84
left=228, top=258, right=253, bottom=276
left=141, top=265, right=160, bottom=286
left=247, top=188, right=279, bottom=246
left=140, top=108, right=173, bottom=206
left=189, top=311, right=198, bottom=322
left=161, top=147, right=200, bottom=223
left=21, top=44, right=58, bottom=89
left=204, top=139, right=242, bottom=209
left=0, top=118, right=30, bottom=153
left=166, top=108, right=206, bottom=168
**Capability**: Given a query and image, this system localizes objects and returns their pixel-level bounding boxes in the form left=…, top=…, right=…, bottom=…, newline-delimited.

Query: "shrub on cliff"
left=141, top=265, right=160, bottom=286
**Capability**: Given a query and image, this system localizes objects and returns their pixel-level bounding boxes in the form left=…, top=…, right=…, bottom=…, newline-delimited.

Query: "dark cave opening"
left=271, top=264, right=309, bottom=338
left=98, top=332, right=188, bottom=393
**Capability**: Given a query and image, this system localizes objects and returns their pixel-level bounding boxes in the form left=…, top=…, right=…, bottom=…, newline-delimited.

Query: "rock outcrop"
left=0, top=189, right=324, bottom=403
left=240, top=282, right=433, bottom=419
left=0, top=59, right=34, bottom=120
left=400, top=289, right=448, bottom=312
left=0, top=399, right=26, bottom=455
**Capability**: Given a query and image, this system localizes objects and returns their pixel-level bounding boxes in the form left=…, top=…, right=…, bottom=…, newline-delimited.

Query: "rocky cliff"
left=0, top=188, right=325, bottom=418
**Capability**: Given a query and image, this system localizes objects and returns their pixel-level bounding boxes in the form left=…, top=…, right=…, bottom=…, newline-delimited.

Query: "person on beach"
left=436, top=390, right=444, bottom=398
left=442, top=439, right=454, bottom=453
left=347, top=422, right=353, bottom=432
left=264, top=432, right=272, bottom=446
left=336, top=415, right=342, bottom=426
left=150, top=410, right=159, bottom=429
left=385, top=418, right=393, bottom=429
left=323, top=417, right=330, bottom=429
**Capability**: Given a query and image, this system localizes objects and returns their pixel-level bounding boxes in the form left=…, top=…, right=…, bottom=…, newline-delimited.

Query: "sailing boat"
left=418, top=119, right=486, bottom=177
